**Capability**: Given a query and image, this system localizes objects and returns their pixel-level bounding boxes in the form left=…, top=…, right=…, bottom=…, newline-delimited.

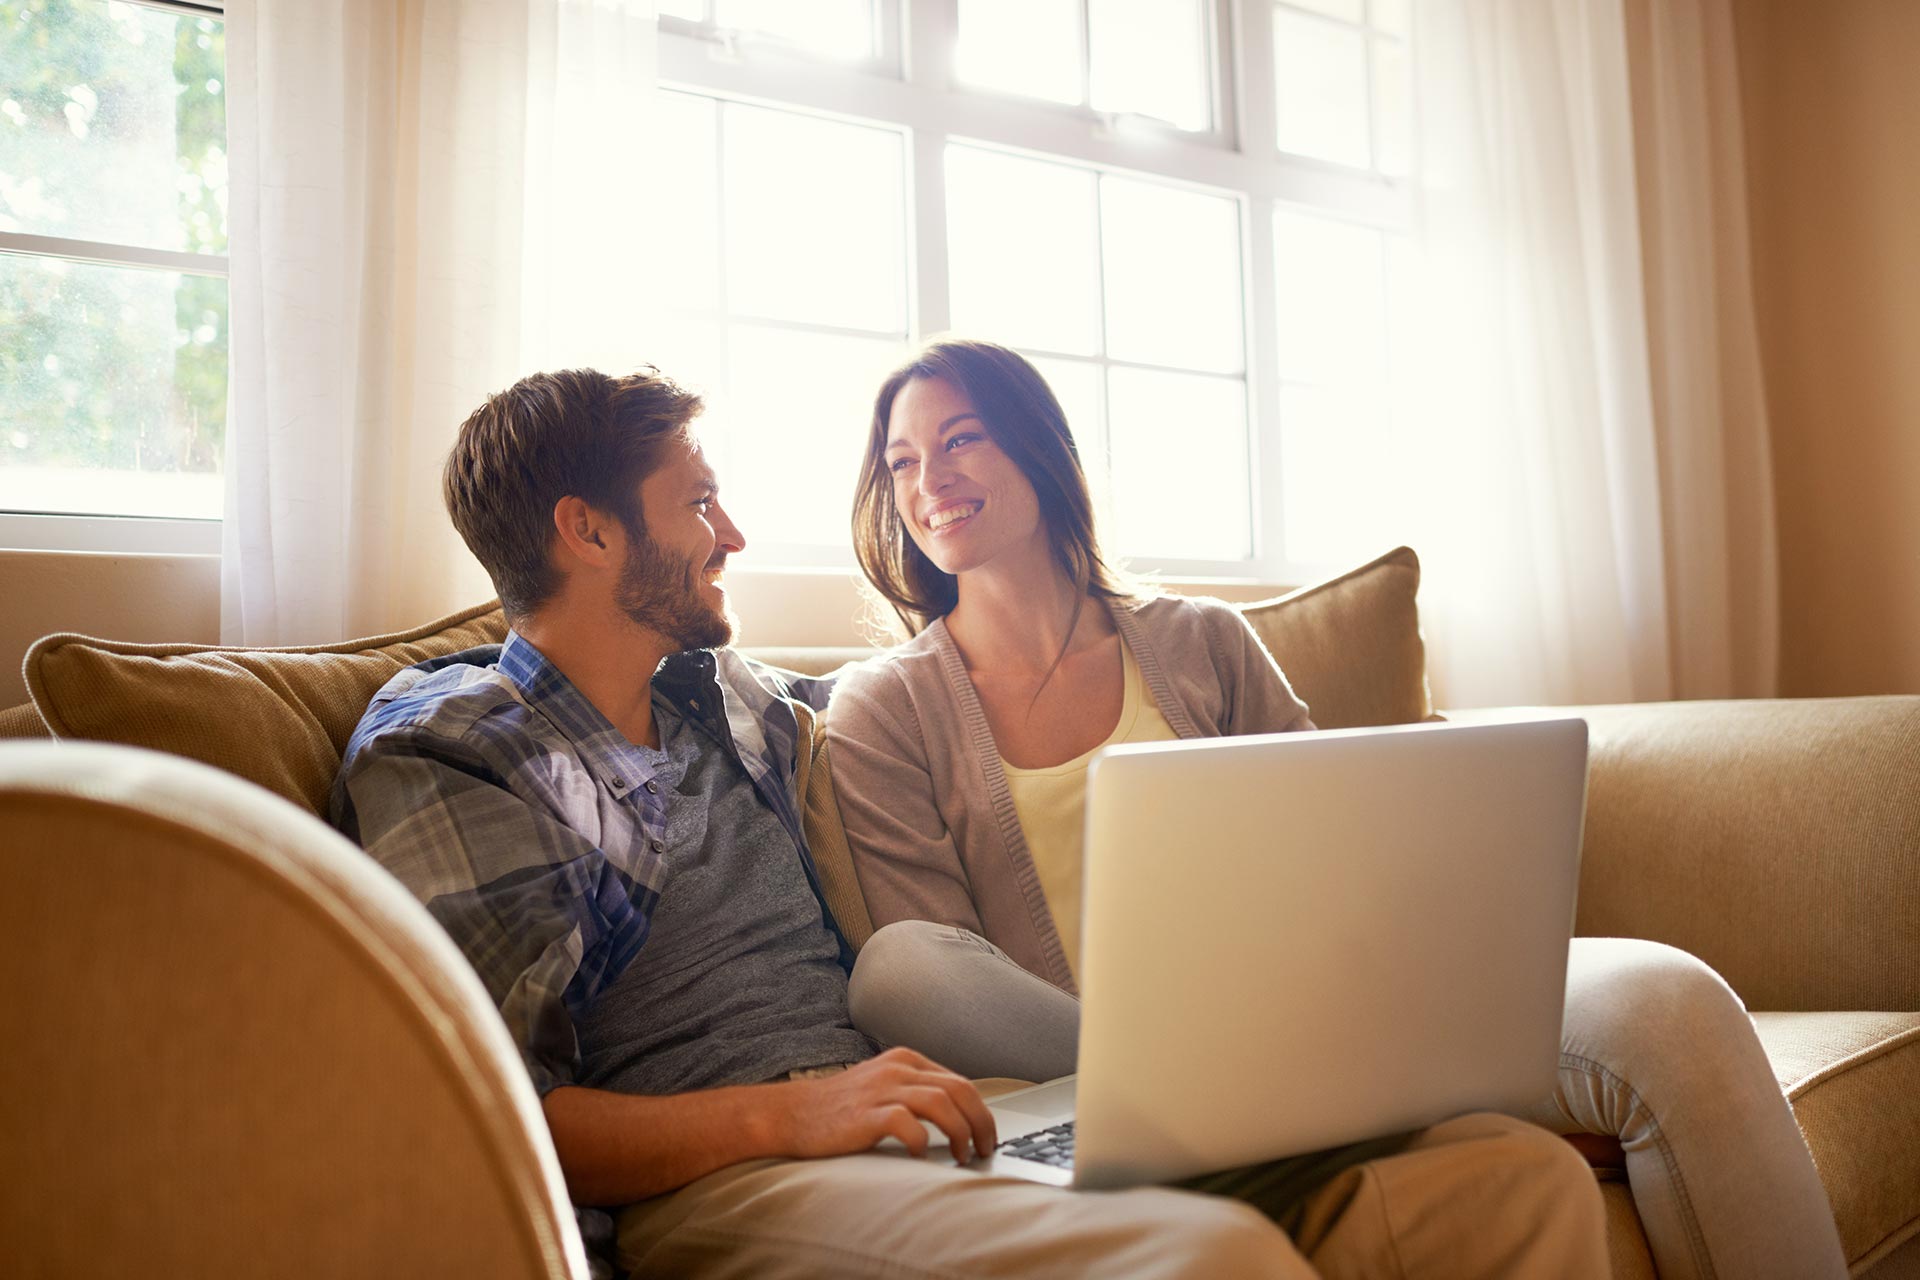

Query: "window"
left=0, top=0, right=227, bottom=543
left=657, top=0, right=1413, bottom=581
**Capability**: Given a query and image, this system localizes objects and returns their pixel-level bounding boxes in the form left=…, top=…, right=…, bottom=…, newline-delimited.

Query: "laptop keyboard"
left=999, top=1120, right=1075, bottom=1169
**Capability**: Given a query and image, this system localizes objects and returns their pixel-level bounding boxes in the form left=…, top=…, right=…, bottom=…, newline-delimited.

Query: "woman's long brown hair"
left=852, top=337, right=1136, bottom=639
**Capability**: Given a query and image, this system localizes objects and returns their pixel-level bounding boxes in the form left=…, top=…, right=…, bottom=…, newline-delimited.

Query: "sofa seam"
left=1783, top=1024, right=1920, bottom=1100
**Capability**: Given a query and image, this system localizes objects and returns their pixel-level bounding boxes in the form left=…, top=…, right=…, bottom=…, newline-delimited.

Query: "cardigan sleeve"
left=1205, top=601, right=1317, bottom=735
left=824, top=662, right=987, bottom=936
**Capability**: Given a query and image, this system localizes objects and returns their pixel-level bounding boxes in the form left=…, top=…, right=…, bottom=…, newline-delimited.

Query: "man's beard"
left=615, top=536, right=736, bottom=652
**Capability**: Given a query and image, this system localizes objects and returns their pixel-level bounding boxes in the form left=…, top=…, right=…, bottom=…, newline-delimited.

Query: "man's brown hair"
left=443, top=367, right=703, bottom=620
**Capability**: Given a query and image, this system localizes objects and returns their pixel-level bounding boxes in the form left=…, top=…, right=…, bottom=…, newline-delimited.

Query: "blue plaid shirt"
left=330, top=631, right=847, bottom=1097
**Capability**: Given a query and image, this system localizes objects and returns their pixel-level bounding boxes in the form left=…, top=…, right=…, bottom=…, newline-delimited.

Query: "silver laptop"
left=927, top=716, right=1589, bottom=1189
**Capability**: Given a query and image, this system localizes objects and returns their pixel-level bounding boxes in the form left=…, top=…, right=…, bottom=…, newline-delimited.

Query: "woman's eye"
left=889, top=457, right=914, bottom=474
left=948, top=433, right=980, bottom=450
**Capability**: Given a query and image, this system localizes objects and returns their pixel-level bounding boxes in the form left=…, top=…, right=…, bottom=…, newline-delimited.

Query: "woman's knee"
left=1564, top=938, right=1749, bottom=1046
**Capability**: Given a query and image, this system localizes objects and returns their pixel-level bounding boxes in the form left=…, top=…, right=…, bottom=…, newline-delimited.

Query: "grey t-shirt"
left=574, top=694, right=875, bottom=1096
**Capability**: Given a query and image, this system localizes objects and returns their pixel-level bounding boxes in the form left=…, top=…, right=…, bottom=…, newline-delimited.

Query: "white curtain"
left=1401, top=0, right=1778, bottom=707
left=223, top=0, right=660, bottom=645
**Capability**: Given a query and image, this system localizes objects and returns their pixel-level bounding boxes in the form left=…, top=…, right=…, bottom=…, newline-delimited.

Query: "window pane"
left=1272, top=5, right=1371, bottom=168
left=1105, top=366, right=1249, bottom=560
left=1272, top=207, right=1385, bottom=384
left=958, top=0, right=1082, bottom=106
left=946, top=146, right=1100, bottom=356
left=722, top=104, right=906, bottom=333
left=709, top=323, right=903, bottom=549
left=1279, top=0, right=1364, bottom=22
left=1370, top=0, right=1410, bottom=37
left=650, top=92, right=721, bottom=312
left=0, top=0, right=227, bottom=255
left=1100, top=176, right=1244, bottom=375
left=1278, top=382, right=1392, bottom=565
left=1026, top=354, right=1113, bottom=529
left=1371, top=37, right=1411, bottom=176
left=713, top=0, right=875, bottom=61
left=0, top=253, right=224, bottom=519
left=1088, top=0, right=1210, bottom=131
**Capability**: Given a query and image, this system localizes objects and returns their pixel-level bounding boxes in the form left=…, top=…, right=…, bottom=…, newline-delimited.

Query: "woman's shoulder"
left=1118, top=591, right=1248, bottom=640
left=829, top=623, right=952, bottom=713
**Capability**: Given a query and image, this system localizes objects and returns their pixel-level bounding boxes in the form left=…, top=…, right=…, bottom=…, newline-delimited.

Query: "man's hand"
left=779, top=1047, right=997, bottom=1165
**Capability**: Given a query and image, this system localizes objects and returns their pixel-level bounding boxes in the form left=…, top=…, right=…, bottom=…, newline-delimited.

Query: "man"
left=333, top=367, right=1608, bottom=1279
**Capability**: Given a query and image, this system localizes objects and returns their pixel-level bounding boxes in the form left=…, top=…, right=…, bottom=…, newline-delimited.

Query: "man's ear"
left=552, top=495, right=622, bottom=569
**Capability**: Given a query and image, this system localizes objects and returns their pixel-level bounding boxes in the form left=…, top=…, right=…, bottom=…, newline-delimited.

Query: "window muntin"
left=656, top=2, right=1414, bottom=580
left=1271, top=0, right=1411, bottom=176
left=0, top=0, right=227, bottom=524
left=958, top=0, right=1216, bottom=133
left=646, top=91, right=909, bottom=561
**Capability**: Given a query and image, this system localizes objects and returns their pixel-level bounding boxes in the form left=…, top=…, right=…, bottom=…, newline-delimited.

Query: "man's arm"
left=543, top=1046, right=998, bottom=1205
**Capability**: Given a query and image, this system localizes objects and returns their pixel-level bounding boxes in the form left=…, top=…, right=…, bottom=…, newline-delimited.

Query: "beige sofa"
left=2, top=547, right=1915, bottom=1278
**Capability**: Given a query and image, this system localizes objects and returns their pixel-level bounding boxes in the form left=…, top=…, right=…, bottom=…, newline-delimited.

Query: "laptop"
left=918, top=716, right=1589, bottom=1189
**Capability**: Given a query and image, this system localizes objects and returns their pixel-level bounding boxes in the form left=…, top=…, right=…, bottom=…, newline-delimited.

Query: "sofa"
left=2, top=546, right=1915, bottom=1279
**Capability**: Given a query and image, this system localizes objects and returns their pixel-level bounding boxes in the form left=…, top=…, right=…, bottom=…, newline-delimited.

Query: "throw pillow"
left=26, top=602, right=507, bottom=818
left=1239, top=545, right=1433, bottom=729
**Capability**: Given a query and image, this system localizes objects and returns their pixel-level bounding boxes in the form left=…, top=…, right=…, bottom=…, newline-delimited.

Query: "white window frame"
left=0, top=0, right=228, bottom=555
left=658, top=0, right=1412, bottom=586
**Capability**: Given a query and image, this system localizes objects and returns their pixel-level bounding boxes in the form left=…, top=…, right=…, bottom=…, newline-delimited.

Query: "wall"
left=0, top=551, right=222, bottom=707
left=1734, top=0, right=1920, bottom=696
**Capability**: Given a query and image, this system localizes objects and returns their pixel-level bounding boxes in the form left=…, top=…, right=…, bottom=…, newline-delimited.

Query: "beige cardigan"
left=825, top=594, right=1314, bottom=994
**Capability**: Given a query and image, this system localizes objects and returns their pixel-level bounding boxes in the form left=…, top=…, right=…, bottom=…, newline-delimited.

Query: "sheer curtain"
left=222, top=0, right=660, bottom=645
left=1401, top=0, right=1777, bottom=707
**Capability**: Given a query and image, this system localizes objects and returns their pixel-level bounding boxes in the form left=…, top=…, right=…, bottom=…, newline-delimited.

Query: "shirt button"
left=610, top=778, right=624, bottom=789
left=688, top=698, right=701, bottom=711
left=650, top=839, right=664, bottom=853
left=644, top=779, right=658, bottom=794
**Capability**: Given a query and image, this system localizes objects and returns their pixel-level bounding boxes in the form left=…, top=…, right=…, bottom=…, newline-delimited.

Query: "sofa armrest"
left=1473, top=697, right=1920, bottom=1012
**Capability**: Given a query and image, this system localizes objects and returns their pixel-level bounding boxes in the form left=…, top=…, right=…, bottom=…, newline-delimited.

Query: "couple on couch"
left=332, top=340, right=1844, bottom=1279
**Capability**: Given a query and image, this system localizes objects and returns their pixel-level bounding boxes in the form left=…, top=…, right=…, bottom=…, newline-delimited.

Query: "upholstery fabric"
left=1567, top=697, right=1920, bottom=1012
left=0, top=741, right=587, bottom=1278
left=1753, top=1012, right=1920, bottom=1275
left=0, top=700, right=48, bottom=739
left=1238, top=546, right=1434, bottom=730
left=25, top=601, right=506, bottom=817
left=796, top=707, right=876, bottom=952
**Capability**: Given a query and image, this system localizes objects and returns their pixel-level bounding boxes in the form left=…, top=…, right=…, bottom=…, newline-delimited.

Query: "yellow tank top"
left=1000, top=639, right=1179, bottom=982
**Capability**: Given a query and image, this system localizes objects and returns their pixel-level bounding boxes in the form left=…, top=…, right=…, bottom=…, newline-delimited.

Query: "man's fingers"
left=943, top=1075, right=997, bottom=1157
left=878, top=1104, right=928, bottom=1158
left=900, top=1085, right=977, bottom=1164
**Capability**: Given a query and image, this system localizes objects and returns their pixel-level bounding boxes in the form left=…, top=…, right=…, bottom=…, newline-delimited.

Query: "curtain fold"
left=223, top=0, right=659, bottom=646
left=1402, top=0, right=1777, bottom=707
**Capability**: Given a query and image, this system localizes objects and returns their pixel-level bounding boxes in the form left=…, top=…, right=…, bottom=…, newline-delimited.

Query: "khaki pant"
left=616, top=1110, right=1608, bottom=1279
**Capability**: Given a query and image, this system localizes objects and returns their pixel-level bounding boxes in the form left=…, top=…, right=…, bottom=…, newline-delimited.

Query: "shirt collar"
left=497, top=630, right=674, bottom=801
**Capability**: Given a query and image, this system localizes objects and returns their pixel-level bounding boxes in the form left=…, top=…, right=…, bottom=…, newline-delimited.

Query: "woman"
left=828, top=337, right=1845, bottom=1280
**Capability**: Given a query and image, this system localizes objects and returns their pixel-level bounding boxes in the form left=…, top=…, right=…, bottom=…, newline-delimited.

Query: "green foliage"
left=1, top=0, right=228, bottom=499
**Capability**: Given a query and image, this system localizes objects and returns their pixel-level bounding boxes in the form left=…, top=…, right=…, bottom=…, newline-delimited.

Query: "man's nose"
left=713, top=503, right=746, bottom=553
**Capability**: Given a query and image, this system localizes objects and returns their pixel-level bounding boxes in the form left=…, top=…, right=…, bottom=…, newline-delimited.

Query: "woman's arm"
left=1208, top=602, right=1316, bottom=735
left=825, top=664, right=987, bottom=934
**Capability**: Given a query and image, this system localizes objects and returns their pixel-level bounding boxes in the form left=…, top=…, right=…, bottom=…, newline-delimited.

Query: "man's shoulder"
left=346, top=646, right=541, bottom=762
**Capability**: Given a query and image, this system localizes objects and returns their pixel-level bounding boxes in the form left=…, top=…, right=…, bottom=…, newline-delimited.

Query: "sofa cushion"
left=1752, top=1011, right=1920, bottom=1274
left=25, top=602, right=507, bottom=819
left=1238, top=545, right=1433, bottom=730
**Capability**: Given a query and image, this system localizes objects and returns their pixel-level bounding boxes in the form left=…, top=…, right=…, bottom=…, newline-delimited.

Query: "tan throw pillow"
left=1238, top=546, right=1433, bottom=730
left=26, top=602, right=507, bottom=818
